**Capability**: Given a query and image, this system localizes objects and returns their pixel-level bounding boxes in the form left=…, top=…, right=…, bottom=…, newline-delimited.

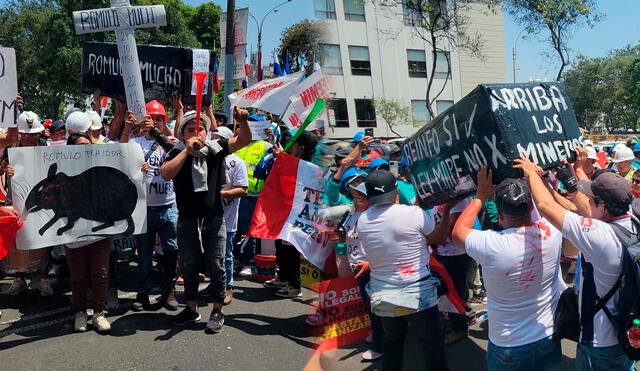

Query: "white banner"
left=9, top=143, right=147, bottom=250
left=220, top=7, right=248, bottom=80
left=228, top=71, right=304, bottom=114
left=281, top=70, right=333, bottom=129
left=0, top=47, right=18, bottom=128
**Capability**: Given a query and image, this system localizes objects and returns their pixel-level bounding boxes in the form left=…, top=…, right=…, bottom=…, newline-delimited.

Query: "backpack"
left=602, top=201, right=640, bottom=360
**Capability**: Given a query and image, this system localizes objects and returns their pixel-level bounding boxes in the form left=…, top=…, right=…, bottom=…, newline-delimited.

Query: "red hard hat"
left=145, top=100, right=168, bottom=121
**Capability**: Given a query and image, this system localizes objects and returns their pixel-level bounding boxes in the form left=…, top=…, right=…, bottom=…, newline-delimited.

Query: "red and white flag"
left=228, top=71, right=303, bottom=114
left=281, top=69, right=333, bottom=129
left=248, top=153, right=337, bottom=271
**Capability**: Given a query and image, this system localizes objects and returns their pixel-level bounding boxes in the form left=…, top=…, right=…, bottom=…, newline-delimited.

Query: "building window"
left=320, top=44, right=343, bottom=75
left=434, top=51, right=450, bottom=79
left=436, top=100, right=453, bottom=114
left=348, top=46, right=371, bottom=76
left=330, top=98, right=349, bottom=127
left=314, top=0, right=336, bottom=19
left=343, top=0, right=365, bottom=21
left=355, top=99, right=376, bottom=127
left=411, top=100, right=431, bottom=127
left=403, top=2, right=421, bottom=26
left=407, top=49, right=427, bottom=78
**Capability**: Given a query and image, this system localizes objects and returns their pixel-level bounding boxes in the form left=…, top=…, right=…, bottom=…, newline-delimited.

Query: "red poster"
left=596, top=151, right=607, bottom=169
left=314, top=276, right=371, bottom=353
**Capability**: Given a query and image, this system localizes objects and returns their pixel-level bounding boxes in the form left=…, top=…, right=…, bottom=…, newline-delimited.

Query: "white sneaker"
left=6, top=278, right=27, bottom=295
left=361, top=349, right=382, bottom=361
left=39, top=278, right=53, bottom=296
left=92, top=312, right=111, bottom=333
left=106, top=288, right=119, bottom=310
left=74, top=311, right=88, bottom=332
left=239, top=266, right=253, bottom=278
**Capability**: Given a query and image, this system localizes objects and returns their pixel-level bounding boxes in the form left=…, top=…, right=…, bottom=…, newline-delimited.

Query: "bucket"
left=253, top=254, right=276, bottom=282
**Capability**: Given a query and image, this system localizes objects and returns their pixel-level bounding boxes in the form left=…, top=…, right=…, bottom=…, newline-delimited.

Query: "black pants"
left=275, top=239, right=300, bottom=289
left=439, top=254, right=471, bottom=333
left=379, top=305, right=449, bottom=371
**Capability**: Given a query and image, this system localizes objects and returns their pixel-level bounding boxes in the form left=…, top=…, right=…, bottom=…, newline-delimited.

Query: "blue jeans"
left=225, top=231, right=235, bottom=290
left=487, top=335, right=561, bottom=371
left=135, top=204, right=178, bottom=295
left=235, top=196, right=259, bottom=264
left=576, top=343, right=635, bottom=371
left=177, top=215, right=226, bottom=304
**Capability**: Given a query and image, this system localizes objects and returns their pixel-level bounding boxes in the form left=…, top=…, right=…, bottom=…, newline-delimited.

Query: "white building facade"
left=314, top=0, right=505, bottom=139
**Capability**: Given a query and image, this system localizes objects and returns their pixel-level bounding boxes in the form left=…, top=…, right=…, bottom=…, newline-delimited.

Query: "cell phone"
left=364, top=128, right=374, bottom=137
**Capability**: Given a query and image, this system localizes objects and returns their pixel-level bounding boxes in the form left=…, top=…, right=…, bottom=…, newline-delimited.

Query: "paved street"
left=1, top=261, right=580, bottom=370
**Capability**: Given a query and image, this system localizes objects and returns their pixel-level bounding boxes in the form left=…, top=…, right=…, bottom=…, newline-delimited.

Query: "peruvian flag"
left=244, top=50, right=250, bottom=76
left=248, top=153, right=335, bottom=271
left=213, top=61, right=220, bottom=93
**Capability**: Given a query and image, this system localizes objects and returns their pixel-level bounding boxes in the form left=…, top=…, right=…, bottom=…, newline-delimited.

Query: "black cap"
left=49, top=120, right=65, bottom=133
left=294, top=130, right=319, bottom=151
left=577, top=172, right=632, bottom=205
left=365, top=169, right=397, bottom=205
left=494, top=178, right=533, bottom=217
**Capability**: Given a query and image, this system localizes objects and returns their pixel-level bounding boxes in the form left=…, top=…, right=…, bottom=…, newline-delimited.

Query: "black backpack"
left=603, top=207, right=640, bottom=360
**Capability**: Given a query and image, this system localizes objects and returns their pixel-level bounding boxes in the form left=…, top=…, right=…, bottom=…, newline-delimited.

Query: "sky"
left=185, top=0, right=315, bottom=62
left=503, top=0, right=640, bottom=82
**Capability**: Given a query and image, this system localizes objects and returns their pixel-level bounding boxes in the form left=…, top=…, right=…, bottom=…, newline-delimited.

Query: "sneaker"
left=361, top=349, right=382, bottom=362
left=205, top=309, right=225, bottom=334
left=74, top=311, right=88, bottom=332
left=305, top=312, right=324, bottom=327
left=6, top=278, right=27, bottom=295
left=171, top=307, right=201, bottom=326
left=160, top=289, right=179, bottom=311
left=223, top=289, right=233, bottom=306
left=132, top=293, right=150, bottom=312
left=470, top=291, right=487, bottom=304
left=106, top=288, right=119, bottom=310
left=275, top=284, right=302, bottom=298
left=92, top=311, right=111, bottom=333
left=39, top=278, right=53, bottom=296
left=263, top=277, right=287, bottom=289
left=239, top=266, right=253, bottom=278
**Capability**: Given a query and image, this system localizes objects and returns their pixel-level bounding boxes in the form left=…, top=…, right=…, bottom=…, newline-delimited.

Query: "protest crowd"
left=1, top=54, right=640, bottom=371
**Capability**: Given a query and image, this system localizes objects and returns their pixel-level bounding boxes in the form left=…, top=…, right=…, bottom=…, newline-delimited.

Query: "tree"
left=189, top=2, right=222, bottom=50
left=373, top=98, right=411, bottom=137
left=0, top=0, right=216, bottom=118
left=505, top=0, right=602, bottom=81
left=278, top=20, right=322, bottom=73
left=377, top=0, right=497, bottom=117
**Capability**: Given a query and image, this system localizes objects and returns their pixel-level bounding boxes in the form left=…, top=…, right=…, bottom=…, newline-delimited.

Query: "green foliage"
left=505, top=0, right=603, bottom=80
left=563, top=46, right=640, bottom=131
left=278, top=20, right=322, bottom=73
left=189, top=2, right=222, bottom=49
left=372, top=98, right=411, bottom=137
left=0, top=0, right=220, bottom=118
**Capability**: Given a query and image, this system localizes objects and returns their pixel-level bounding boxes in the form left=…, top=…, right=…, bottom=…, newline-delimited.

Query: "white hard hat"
left=17, top=111, right=44, bottom=134
left=583, top=139, right=594, bottom=148
left=211, top=126, right=234, bottom=140
left=586, top=146, right=599, bottom=160
left=65, top=111, right=92, bottom=134
left=612, top=146, right=634, bottom=163
left=86, top=110, right=102, bottom=131
left=612, top=143, right=626, bottom=153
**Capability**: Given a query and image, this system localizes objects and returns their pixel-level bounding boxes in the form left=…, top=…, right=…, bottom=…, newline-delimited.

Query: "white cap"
left=583, top=139, right=594, bottom=148
left=613, top=146, right=634, bottom=163
left=17, top=111, right=44, bottom=134
left=65, top=111, right=92, bottom=134
left=586, top=146, right=598, bottom=160
left=211, top=126, right=233, bottom=140
left=176, top=111, right=211, bottom=139
left=86, top=110, right=102, bottom=131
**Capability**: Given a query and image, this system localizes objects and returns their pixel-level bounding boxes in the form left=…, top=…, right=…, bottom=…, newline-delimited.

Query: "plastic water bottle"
left=627, top=319, right=640, bottom=348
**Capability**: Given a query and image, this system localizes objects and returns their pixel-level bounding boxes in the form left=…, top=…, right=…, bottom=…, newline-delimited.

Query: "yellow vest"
left=235, top=140, right=269, bottom=194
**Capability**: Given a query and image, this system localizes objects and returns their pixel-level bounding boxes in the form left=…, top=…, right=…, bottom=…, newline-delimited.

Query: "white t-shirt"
left=431, top=197, right=471, bottom=256
left=222, top=154, right=248, bottom=233
left=357, top=204, right=436, bottom=284
left=465, top=218, right=564, bottom=347
left=562, top=211, right=626, bottom=347
left=344, top=211, right=366, bottom=269
left=131, top=136, right=176, bottom=207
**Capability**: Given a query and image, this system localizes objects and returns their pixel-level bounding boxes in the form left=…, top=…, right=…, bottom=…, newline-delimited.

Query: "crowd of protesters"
left=1, top=92, right=640, bottom=371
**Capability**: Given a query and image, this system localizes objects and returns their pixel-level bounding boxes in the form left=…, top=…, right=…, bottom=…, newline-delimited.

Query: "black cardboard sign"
left=403, top=82, right=583, bottom=208
left=81, top=42, right=215, bottom=106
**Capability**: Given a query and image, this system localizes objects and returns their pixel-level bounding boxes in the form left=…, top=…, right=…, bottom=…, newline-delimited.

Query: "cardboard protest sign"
left=281, top=70, right=333, bottom=129
left=300, top=256, right=321, bottom=292
left=314, top=276, right=371, bottom=353
left=0, top=47, right=18, bottom=128
left=219, top=7, right=248, bottom=80
left=228, top=71, right=304, bottom=114
left=248, top=120, right=270, bottom=140
left=82, top=42, right=216, bottom=106
left=403, top=82, right=583, bottom=208
left=9, top=143, right=147, bottom=250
